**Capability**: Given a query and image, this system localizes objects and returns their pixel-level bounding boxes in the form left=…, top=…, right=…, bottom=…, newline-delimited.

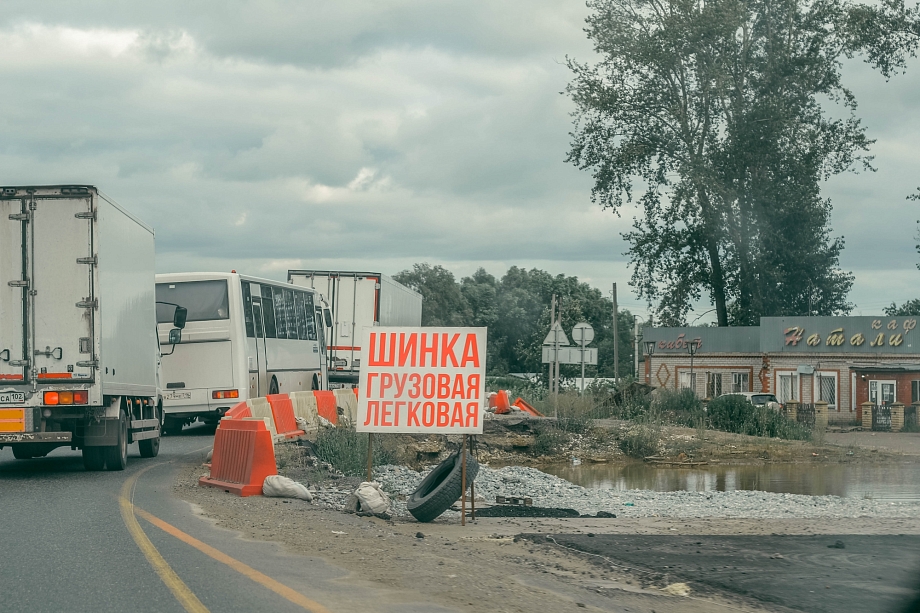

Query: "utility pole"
left=554, top=295, right=561, bottom=418
left=634, top=319, right=640, bottom=379
left=549, top=294, right=556, bottom=396
left=612, top=284, right=619, bottom=383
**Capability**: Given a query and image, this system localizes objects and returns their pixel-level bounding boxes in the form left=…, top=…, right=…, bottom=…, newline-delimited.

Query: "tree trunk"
left=705, top=235, right=730, bottom=327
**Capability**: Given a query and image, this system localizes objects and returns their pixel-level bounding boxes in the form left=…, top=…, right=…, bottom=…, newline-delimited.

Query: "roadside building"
left=643, top=316, right=920, bottom=425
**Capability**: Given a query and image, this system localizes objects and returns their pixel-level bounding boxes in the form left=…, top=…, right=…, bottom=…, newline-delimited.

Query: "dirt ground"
left=394, top=417, right=909, bottom=469
left=175, top=425, right=920, bottom=612
left=176, top=455, right=920, bottom=613
left=824, top=431, right=920, bottom=456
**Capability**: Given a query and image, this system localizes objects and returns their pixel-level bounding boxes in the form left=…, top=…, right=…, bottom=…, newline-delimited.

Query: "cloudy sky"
left=0, top=1, right=917, bottom=321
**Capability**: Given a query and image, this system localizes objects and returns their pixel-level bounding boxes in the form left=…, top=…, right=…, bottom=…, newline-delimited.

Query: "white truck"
left=0, top=185, right=165, bottom=470
left=287, top=270, right=422, bottom=387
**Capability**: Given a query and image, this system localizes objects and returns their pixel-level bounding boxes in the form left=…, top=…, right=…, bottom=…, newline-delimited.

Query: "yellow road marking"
left=135, top=507, right=332, bottom=613
left=120, top=469, right=210, bottom=613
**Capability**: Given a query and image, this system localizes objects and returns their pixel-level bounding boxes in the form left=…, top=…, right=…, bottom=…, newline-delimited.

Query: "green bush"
left=618, top=424, right=661, bottom=458
left=707, top=395, right=811, bottom=440
left=313, top=427, right=395, bottom=477
left=651, top=388, right=704, bottom=426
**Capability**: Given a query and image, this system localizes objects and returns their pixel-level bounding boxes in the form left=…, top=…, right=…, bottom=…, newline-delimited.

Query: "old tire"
left=82, top=446, right=105, bottom=471
left=406, top=452, right=479, bottom=523
left=104, top=409, right=128, bottom=471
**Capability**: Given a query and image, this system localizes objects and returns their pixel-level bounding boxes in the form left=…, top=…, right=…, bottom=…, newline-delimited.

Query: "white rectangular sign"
left=541, top=346, right=598, bottom=365
left=358, top=327, right=487, bottom=434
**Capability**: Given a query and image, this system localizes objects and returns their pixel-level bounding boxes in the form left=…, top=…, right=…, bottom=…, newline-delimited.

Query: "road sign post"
left=571, top=323, right=595, bottom=392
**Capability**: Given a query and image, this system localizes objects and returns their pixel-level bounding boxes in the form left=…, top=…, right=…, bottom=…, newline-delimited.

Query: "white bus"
left=155, top=272, right=330, bottom=434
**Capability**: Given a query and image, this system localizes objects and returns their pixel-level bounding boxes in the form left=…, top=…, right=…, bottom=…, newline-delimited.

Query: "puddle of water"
left=539, top=462, right=920, bottom=501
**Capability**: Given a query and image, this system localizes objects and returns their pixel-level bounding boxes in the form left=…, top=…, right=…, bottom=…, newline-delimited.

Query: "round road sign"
left=571, top=322, right=594, bottom=345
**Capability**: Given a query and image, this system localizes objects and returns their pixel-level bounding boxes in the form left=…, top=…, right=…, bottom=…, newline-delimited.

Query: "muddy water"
left=540, top=462, right=920, bottom=501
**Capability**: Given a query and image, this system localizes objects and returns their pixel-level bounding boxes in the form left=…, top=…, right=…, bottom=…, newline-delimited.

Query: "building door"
left=869, top=380, right=896, bottom=406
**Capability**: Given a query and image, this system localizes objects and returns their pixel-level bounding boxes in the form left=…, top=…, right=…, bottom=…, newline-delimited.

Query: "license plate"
left=164, top=391, right=191, bottom=401
left=0, top=392, right=25, bottom=404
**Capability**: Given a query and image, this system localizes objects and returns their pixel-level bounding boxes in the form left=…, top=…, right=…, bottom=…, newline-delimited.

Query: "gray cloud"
left=0, top=4, right=916, bottom=322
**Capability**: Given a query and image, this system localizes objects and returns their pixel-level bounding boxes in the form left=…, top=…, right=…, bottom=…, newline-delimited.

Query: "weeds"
left=313, top=426, right=395, bottom=477
left=707, top=395, right=812, bottom=441
left=618, top=423, right=662, bottom=458
left=531, top=422, right=570, bottom=456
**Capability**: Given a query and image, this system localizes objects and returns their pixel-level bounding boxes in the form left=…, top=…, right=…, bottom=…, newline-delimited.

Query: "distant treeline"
left=393, top=263, right=637, bottom=378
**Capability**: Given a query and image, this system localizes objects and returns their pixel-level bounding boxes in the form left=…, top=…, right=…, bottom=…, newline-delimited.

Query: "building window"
left=777, top=373, right=798, bottom=403
left=815, top=372, right=838, bottom=411
left=707, top=373, right=722, bottom=398
left=912, top=380, right=920, bottom=404
left=679, top=372, right=697, bottom=393
left=731, top=372, right=749, bottom=393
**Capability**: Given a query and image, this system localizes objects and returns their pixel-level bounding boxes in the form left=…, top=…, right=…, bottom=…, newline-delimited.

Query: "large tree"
left=395, top=263, right=636, bottom=377
left=566, top=0, right=914, bottom=326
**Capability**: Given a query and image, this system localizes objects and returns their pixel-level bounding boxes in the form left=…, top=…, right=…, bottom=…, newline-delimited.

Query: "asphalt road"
left=537, top=533, right=920, bottom=613
left=0, top=424, right=425, bottom=613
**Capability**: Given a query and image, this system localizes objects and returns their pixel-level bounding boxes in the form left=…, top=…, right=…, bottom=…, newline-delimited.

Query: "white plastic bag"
left=354, top=481, right=390, bottom=514
left=262, top=475, right=313, bottom=501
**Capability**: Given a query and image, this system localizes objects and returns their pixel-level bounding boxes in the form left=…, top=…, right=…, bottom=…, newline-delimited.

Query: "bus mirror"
left=168, top=328, right=182, bottom=345
left=173, top=306, right=188, bottom=330
left=323, top=309, right=333, bottom=328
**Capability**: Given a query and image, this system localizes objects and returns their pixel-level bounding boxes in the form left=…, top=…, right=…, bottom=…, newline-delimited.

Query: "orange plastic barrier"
left=198, top=418, right=277, bottom=497
left=313, top=390, right=338, bottom=425
left=513, top=397, right=544, bottom=417
left=223, top=401, right=252, bottom=420
left=494, top=390, right=511, bottom=414
left=266, top=394, right=305, bottom=438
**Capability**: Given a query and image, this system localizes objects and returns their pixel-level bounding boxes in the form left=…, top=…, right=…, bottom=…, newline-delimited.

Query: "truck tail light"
left=212, top=390, right=239, bottom=399
left=43, top=390, right=89, bottom=405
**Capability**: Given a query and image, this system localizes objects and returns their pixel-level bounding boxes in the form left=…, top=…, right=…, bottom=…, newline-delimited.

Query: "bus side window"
left=283, top=289, right=298, bottom=340
left=293, top=292, right=308, bottom=340
left=304, top=292, right=317, bottom=341
left=261, top=285, right=277, bottom=338
left=241, top=282, right=255, bottom=338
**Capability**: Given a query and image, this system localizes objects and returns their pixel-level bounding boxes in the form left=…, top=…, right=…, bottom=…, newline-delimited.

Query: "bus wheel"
left=312, top=374, right=319, bottom=391
left=269, top=377, right=279, bottom=395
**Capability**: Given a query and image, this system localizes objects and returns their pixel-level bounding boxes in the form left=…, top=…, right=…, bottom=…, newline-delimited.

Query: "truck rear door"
left=0, top=198, right=26, bottom=383
left=5, top=192, right=96, bottom=384
left=31, top=194, right=96, bottom=381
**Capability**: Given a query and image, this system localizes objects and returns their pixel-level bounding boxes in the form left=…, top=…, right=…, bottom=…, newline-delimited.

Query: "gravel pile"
left=375, top=464, right=920, bottom=519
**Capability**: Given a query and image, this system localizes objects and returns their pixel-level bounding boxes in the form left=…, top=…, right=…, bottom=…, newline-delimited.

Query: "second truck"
left=287, top=270, right=422, bottom=387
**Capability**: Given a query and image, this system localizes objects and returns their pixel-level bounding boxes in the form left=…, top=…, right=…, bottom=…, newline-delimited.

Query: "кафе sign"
left=760, top=316, right=920, bottom=353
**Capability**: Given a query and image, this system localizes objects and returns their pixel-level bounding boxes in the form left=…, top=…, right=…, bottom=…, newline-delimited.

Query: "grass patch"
left=707, top=395, right=812, bottom=440
left=618, top=423, right=662, bottom=458
left=531, top=422, right=570, bottom=456
left=313, top=427, right=395, bottom=477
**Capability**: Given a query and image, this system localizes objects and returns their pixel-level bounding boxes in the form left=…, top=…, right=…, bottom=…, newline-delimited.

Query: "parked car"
left=721, top=391, right=783, bottom=411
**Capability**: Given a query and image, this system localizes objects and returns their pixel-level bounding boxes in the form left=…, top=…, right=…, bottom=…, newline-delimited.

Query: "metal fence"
left=906, top=405, right=918, bottom=432
left=796, top=404, right=816, bottom=428
left=872, top=405, right=892, bottom=432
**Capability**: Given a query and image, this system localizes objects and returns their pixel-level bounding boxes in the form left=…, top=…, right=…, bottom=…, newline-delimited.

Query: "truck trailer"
left=0, top=185, right=162, bottom=470
left=287, top=270, right=422, bottom=386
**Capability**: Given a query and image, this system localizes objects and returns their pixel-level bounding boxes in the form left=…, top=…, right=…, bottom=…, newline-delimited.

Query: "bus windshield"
left=156, top=280, right=230, bottom=323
